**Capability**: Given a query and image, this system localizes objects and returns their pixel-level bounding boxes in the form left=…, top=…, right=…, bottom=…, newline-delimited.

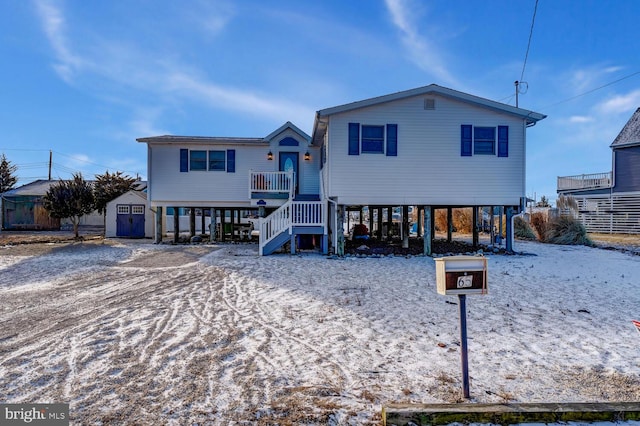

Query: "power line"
left=539, top=70, right=640, bottom=110
left=520, top=0, right=539, bottom=83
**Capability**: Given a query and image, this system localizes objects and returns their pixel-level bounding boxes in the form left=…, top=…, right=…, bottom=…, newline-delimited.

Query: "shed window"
left=132, top=205, right=145, bottom=215
left=190, top=150, right=207, bottom=170
left=117, top=205, right=130, bottom=214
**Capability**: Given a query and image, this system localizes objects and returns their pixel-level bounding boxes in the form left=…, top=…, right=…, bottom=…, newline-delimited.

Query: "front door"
left=279, top=152, right=299, bottom=194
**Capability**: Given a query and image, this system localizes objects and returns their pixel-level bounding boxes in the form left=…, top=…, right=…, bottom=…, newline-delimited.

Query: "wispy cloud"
left=567, top=64, right=626, bottom=95
left=596, top=89, right=640, bottom=115
left=187, top=0, right=235, bottom=37
left=33, top=0, right=86, bottom=83
left=163, top=72, right=313, bottom=124
left=31, top=1, right=314, bottom=133
left=384, top=0, right=458, bottom=86
left=568, top=115, right=593, bottom=123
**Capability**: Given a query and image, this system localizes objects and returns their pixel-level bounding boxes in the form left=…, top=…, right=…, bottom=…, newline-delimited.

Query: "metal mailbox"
left=435, top=255, right=487, bottom=295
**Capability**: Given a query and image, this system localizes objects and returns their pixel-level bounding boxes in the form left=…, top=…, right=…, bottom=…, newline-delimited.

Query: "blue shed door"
left=116, top=204, right=145, bottom=238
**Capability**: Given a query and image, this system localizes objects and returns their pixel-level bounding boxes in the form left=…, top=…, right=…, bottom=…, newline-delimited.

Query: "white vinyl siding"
left=147, top=127, right=320, bottom=206
left=325, top=94, right=526, bottom=206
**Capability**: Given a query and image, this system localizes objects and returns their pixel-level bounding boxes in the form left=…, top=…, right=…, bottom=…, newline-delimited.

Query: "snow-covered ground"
left=0, top=239, right=638, bottom=424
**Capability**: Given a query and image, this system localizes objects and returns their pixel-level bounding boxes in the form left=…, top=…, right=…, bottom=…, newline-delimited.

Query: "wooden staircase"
left=259, top=198, right=326, bottom=255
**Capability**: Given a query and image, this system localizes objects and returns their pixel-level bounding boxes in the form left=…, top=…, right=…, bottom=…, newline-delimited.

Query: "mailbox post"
left=434, top=256, right=488, bottom=399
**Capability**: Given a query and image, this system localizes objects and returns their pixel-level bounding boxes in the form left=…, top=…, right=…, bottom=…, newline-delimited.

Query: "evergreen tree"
left=93, top=171, right=137, bottom=234
left=536, top=195, right=550, bottom=207
left=43, top=173, right=95, bottom=238
left=0, top=154, right=18, bottom=193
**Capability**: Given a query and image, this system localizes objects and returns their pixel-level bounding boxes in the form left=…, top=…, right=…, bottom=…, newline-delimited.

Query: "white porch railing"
left=249, top=171, right=295, bottom=198
left=259, top=200, right=326, bottom=255
left=557, top=172, right=612, bottom=191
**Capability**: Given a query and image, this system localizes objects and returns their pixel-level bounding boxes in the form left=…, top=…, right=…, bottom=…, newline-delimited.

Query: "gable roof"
left=264, top=121, right=311, bottom=143
left=137, top=122, right=311, bottom=147
left=312, top=84, right=546, bottom=145
left=611, top=108, right=640, bottom=148
left=3, top=179, right=63, bottom=197
left=107, top=189, right=147, bottom=206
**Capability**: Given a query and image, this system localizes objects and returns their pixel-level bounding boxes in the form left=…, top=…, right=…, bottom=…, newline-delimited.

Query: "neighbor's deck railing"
left=557, top=172, right=612, bottom=191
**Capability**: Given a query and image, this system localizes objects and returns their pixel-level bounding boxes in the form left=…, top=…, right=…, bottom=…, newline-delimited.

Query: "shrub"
left=530, top=212, right=548, bottom=242
left=435, top=208, right=473, bottom=233
left=545, top=215, right=594, bottom=246
left=514, top=216, right=537, bottom=240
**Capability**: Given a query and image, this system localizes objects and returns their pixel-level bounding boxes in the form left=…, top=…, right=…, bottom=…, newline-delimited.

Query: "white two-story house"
left=138, top=84, right=546, bottom=255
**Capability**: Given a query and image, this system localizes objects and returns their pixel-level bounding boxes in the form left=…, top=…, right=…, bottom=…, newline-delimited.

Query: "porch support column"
left=447, top=207, right=453, bottom=242
left=220, top=209, right=226, bottom=242
left=368, top=205, right=374, bottom=238
left=210, top=209, right=217, bottom=242
left=376, top=207, right=382, bottom=239
left=201, top=209, right=206, bottom=236
left=423, top=206, right=432, bottom=256
left=472, top=207, right=479, bottom=247
left=290, top=232, right=296, bottom=255
left=386, top=207, right=392, bottom=240
left=402, top=205, right=409, bottom=249
left=173, top=207, right=179, bottom=243
left=154, top=206, right=163, bottom=244
left=490, top=206, right=495, bottom=244
left=506, top=206, right=515, bottom=253
left=189, top=208, right=196, bottom=238
left=337, top=205, right=345, bottom=256
left=418, top=206, right=424, bottom=237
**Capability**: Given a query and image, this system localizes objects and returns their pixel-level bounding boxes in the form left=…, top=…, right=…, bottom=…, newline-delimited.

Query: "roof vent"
left=424, top=98, right=436, bottom=110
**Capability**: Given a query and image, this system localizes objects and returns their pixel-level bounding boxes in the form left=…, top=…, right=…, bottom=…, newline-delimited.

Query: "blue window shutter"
left=386, top=124, right=398, bottom=156
left=348, top=123, right=360, bottom=155
left=461, top=125, right=472, bottom=156
left=180, top=149, right=188, bottom=172
left=498, top=126, right=509, bottom=157
left=226, top=149, right=236, bottom=173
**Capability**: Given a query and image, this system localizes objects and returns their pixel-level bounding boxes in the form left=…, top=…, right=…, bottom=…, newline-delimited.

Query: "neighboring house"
left=105, top=189, right=154, bottom=238
left=1, top=180, right=60, bottom=230
left=1, top=179, right=104, bottom=231
left=138, top=84, right=546, bottom=255
left=557, top=108, right=640, bottom=234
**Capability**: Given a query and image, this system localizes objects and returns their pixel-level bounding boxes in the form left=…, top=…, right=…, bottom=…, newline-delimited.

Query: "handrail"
left=557, top=172, right=612, bottom=191
left=249, top=171, right=295, bottom=198
left=258, top=200, right=325, bottom=255
left=259, top=200, right=292, bottom=255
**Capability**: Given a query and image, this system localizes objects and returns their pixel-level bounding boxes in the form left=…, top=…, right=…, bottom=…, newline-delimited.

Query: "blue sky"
left=2, top=0, right=640, bottom=204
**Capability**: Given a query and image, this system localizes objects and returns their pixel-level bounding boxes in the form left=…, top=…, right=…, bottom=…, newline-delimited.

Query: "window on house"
left=349, top=123, right=398, bottom=156
left=208, top=150, right=226, bottom=171
left=473, top=127, right=496, bottom=155
left=190, top=150, right=207, bottom=170
left=361, top=125, right=385, bottom=153
left=461, top=125, right=508, bottom=157
left=181, top=149, right=236, bottom=172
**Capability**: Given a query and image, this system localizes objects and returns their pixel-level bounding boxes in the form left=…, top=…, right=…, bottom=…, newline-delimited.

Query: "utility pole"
left=48, top=150, right=52, bottom=181
left=514, top=81, right=519, bottom=107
